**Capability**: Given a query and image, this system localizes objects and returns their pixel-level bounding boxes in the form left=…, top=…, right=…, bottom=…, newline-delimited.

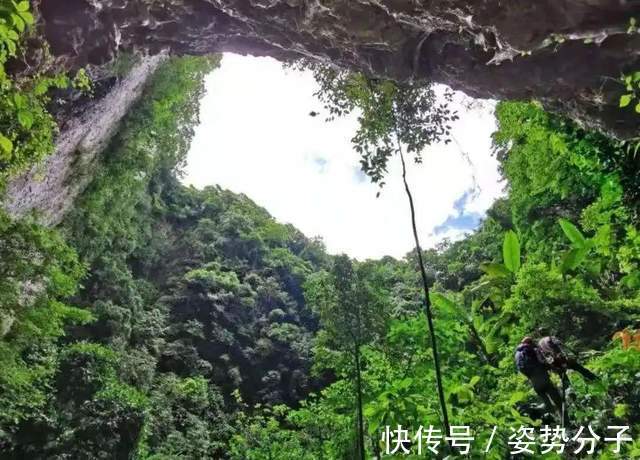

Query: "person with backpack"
left=537, top=335, right=598, bottom=383
left=514, top=336, right=564, bottom=416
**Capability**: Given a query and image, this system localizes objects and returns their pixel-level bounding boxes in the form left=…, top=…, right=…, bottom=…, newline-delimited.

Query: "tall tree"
left=305, top=61, right=458, bottom=437
left=306, top=255, right=386, bottom=460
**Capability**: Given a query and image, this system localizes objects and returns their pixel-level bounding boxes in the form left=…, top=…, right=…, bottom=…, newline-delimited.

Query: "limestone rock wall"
left=36, top=0, right=640, bottom=137
left=2, top=54, right=167, bottom=225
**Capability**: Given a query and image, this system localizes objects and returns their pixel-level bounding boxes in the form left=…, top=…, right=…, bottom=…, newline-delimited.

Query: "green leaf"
left=6, top=38, right=16, bottom=55
left=34, top=81, right=49, bottom=96
left=468, top=279, right=492, bottom=292
left=18, top=11, right=33, bottom=26
left=620, top=94, right=633, bottom=108
left=0, top=133, right=13, bottom=156
left=479, top=262, right=511, bottom=278
left=367, top=418, right=381, bottom=436
left=635, top=101, right=640, bottom=114
left=397, top=377, right=413, bottom=390
left=621, top=272, right=640, bottom=289
left=363, top=405, right=377, bottom=418
left=13, top=93, right=26, bottom=108
left=559, top=218, right=587, bottom=247
left=456, top=386, right=474, bottom=402
left=430, top=292, right=457, bottom=311
left=431, top=292, right=473, bottom=323
left=508, top=391, right=528, bottom=405
left=503, top=230, right=521, bottom=273
left=614, top=403, right=629, bottom=418
left=10, top=13, right=24, bottom=32
left=16, top=1, right=29, bottom=12
left=586, top=261, right=602, bottom=277
left=560, top=247, right=587, bottom=273
left=17, top=110, right=33, bottom=129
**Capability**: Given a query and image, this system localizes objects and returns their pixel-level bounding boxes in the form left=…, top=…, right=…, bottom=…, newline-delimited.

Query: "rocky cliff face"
left=37, top=0, right=640, bottom=137
left=4, top=54, right=166, bottom=225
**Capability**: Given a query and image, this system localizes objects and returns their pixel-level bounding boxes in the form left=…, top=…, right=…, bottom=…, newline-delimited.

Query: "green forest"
left=1, top=3, right=640, bottom=459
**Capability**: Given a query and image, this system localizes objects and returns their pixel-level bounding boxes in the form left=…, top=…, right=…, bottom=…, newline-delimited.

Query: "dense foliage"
left=0, top=1, right=91, bottom=189
left=0, top=54, right=327, bottom=458
left=229, top=101, right=640, bottom=458
left=1, top=46, right=640, bottom=460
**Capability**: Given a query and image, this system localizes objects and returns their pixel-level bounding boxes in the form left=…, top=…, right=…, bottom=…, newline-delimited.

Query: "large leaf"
left=10, top=13, right=24, bottom=32
left=479, top=263, right=511, bottom=278
left=508, top=391, right=529, bottom=405
left=430, top=292, right=457, bottom=312
left=431, top=292, right=472, bottom=323
left=0, top=133, right=13, bottom=157
left=621, top=272, right=640, bottom=289
left=16, top=1, right=30, bottom=12
left=559, top=218, right=587, bottom=248
left=502, top=230, right=521, bottom=273
left=468, top=279, right=492, bottom=292
left=560, top=247, right=587, bottom=273
left=17, top=110, right=33, bottom=129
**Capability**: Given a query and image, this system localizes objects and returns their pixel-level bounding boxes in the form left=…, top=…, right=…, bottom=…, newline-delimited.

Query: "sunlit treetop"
left=290, top=59, right=458, bottom=189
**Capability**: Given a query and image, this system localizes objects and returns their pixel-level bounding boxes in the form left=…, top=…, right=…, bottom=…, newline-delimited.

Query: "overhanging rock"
left=37, top=0, right=640, bottom=137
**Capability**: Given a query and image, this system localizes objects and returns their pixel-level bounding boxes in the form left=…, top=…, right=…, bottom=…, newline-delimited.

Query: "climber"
left=537, top=335, right=598, bottom=383
left=514, top=337, right=564, bottom=417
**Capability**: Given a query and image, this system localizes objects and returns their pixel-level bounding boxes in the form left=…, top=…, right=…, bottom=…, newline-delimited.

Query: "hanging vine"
left=300, top=59, right=459, bottom=441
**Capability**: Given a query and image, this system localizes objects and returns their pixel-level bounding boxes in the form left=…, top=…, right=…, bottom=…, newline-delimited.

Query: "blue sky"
left=183, top=53, right=503, bottom=259
left=433, top=189, right=484, bottom=235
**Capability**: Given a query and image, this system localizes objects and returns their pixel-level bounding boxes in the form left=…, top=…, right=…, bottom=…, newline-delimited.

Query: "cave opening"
left=181, top=53, right=504, bottom=260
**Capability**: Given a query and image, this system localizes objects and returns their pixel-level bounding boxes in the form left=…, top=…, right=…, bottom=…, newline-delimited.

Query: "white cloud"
left=182, top=53, right=504, bottom=260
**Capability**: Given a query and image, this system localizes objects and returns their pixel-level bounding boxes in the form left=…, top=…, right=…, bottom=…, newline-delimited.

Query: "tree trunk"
left=397, top=139, right=451, bottom=439
left=355, top=343, right=366, bottom=460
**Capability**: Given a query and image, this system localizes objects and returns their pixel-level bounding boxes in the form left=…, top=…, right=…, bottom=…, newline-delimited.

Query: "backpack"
left=515, top=343, right=540, bottom=373
left=538, top=336, right=565, bottom=366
